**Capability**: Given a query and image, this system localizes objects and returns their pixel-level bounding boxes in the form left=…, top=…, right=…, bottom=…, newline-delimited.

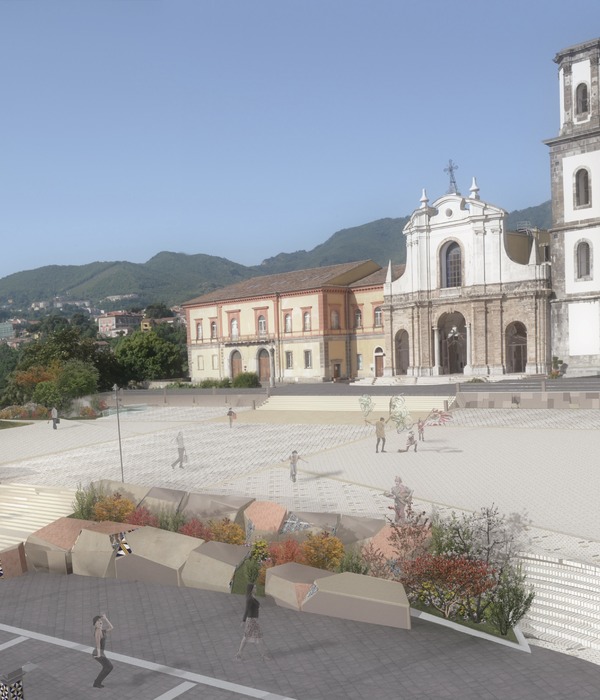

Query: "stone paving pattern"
left=1, top=405, right=600, bottom=698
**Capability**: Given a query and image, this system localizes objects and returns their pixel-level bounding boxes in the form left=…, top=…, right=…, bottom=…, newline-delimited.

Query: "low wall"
left=455, top=391, right=600, bottom=410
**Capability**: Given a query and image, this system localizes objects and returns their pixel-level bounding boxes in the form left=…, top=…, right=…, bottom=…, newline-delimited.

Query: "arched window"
left=576, top=241, right=591, bottom=278
left=330, top=309, right=340, bottom=330
left=576, top=83, right=589, bottom=115
left=303, top=311, right=311, bottom=331
left=374, top=307, right=382, bottom=327
left=196, top=322, right=203, bottom=340
left=354, top=308, right=362, bottom=328
left=257, top=315, right=267, bottom=336
left=575, top=168, right=591, bottom=207
left=445, top=242, right=462, bottom=287
left=284, top=314, right=292, bottom=333
left=210, top=321, right=217, bottom=339
left=231, top=318, right=239, bottom=339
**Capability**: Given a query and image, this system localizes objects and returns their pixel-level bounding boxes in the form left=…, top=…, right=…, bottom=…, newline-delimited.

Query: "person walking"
left=227, top=407, right=237, bottom=428
left=171, top=431, right=186, bottom=469
left=405, top=431, right=417, bottom=452
left=92, top=612, right=114, bottom=688
left=236, top=583, right=270, bottom=661
left=366, top=416, right=390, bottom=453
left=51, top=406, right=59, bottom=430
left=288, top=450, right=307, bottom=483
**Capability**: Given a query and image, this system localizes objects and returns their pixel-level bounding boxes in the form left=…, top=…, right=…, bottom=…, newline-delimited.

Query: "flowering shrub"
left=269, top=538, right=303, bottom=566
left=0, top=405, right=49, bottom=420
left=126, top=506, right=160, bottom=528
left=93, top=493, right=136, bottom=522
left=209, top=518, right=245, bottom=545
left=179, top=518, right=213, bottom=540
left=250, top=538, right=270, bottom=562
left=300, top=532, right=345, bottom=571
left=400, top=554, right=496, bottom=619
left=78, top=406, right=98, bottom=419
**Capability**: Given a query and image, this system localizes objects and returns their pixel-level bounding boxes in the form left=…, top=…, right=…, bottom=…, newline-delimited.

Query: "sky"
left=1, top=0, right=599, bottom=279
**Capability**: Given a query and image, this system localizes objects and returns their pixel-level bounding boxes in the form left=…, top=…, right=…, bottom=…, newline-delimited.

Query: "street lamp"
left=113, top=384, right=125, bottom=483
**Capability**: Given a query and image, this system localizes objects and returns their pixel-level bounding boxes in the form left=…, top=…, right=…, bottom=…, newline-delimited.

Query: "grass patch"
left=231, top=559, right=265, bottom=597
left=0, top=420, right=32, bottom=430
left=411, top=601, right=518, bottom=642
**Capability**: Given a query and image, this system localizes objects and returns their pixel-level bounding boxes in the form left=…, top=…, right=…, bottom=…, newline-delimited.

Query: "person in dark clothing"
left=235, top=583, right=270, bottom=660
left=92, top=613, right=114, bottom=688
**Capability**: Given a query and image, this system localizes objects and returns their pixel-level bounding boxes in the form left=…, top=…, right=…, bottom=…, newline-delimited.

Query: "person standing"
left=227, top=407, right=237, bottom=428
left=366, top=416, right=390, bottom=453
left=288, top=450, right=306, bottom=483
left=51, top=406, right=59, bottom=430
left=236, top=583, right=270, bottom=661
left=417, top=419, right=425, bottom=441
left=406, top=431, right=417, bottom=452
left=92, top=612, right=114, bottom=688
left=171, top=431, right=186, bottom=469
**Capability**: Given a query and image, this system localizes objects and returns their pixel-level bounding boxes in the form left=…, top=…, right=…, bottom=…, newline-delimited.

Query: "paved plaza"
left=1, top=405, right=600, bottom=698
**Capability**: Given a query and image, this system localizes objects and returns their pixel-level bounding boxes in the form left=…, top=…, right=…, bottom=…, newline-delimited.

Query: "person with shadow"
left=92, top=612, right=114, bottom=688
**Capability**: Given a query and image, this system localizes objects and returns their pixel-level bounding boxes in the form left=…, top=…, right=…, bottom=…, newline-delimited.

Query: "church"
left=184, top=37, right=600, bottom=382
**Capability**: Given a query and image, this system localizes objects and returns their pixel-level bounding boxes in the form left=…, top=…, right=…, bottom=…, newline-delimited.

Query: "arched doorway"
left=395, top=330, right=409, bottom=375
left=374, top=346, right=384, bottom=377
left=438, top=312, right=467, bottom=374
left=506, top=322, right=527, bottom=373
left=257, top=348, right=270, bottom=383
left=231, top=350, right=242, bottom=378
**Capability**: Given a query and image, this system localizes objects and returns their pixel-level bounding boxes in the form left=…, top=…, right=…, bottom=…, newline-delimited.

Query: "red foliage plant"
left=178, top=518, right=213, bottom=541
left=269, top=538, right=303, bottom=566
left=401, top=554, right=496, bottom=619
left=125, top=506, right=160, bottom=528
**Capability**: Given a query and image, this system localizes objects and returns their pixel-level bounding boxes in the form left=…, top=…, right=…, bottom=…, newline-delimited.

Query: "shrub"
left=209, top=518, right=246, bottom=544
left=179, top=518, right=213, bottom=540
left=90, top=396, right=109, bottom=413
left=231, top=372, right=261, bottom=388
left=158, top=509, right=187, bottom=532
left=78, top=406, right=98, bottom=419
left=199, top=378, right=231, bottom=389
left=486, top=566, right=535, bottom=636
left=93, top=492, right=136, bottom=522
left=250, top=538, right=270, bottom=562
left=337, top=547, right=369, bottom=574
left=72, top=482, right=102, bottom=520
left=269, top=538, right=303, bottom=566
left=245, top=558, right=261, bottom=584
left=125, top=506, right=160, bottom=528
left=300, top=532, right=344, bottom=571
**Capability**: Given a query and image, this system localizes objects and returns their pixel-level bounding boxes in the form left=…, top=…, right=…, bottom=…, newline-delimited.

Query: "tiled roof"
left=183, top=260, right=380, bottom=305
left=349, top=264, right=405, bottom=287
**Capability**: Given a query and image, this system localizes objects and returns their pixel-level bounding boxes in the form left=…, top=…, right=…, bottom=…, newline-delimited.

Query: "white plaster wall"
left=562, top=152, right=600, bottom=222
left=568, top=300, right=600, bottom=355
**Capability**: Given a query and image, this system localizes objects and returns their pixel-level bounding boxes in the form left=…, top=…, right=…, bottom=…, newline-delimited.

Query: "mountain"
left=0, top=201, right=551, bottom=308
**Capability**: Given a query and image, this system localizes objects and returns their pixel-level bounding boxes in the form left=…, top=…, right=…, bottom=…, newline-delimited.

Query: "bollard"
left=0, top=668, right=24, bottom=699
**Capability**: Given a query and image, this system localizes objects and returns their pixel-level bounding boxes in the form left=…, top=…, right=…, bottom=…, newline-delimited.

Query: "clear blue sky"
left=1, top=0, right=599, bottom=279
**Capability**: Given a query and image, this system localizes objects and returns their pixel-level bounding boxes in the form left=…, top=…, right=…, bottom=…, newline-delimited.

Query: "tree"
left=114, top=330, right=184, bottom=381
left=487, top=565, right=535, bottom=636
left=57, top=359, right=99, bottom=399
left=144, top=303, right=174, bottom=319
left=70, top=312, right=98, bottom=339
left=0, top=344, right=19, bottom=395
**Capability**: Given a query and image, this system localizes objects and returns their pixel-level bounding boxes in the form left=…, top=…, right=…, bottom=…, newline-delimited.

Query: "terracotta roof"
left=349, top=264, right=405, bottom=287
left=183, top=260, right=381, bottom=305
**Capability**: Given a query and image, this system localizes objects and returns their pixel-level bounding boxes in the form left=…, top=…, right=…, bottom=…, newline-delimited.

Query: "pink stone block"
left=244, top=501, right=287, bottom=535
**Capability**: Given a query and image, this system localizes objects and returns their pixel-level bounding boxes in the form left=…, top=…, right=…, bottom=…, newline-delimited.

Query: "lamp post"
left=113, top=384, right=124, bottom=483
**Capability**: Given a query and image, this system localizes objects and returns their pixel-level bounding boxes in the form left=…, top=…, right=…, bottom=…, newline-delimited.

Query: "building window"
left=304, top=350, right=312, bottom=369
left=576, top=83, right=589, bottom=115
left=575, top=168, right=591, bottom=207
left=576, top=241, right=591, bottom=279
left=210, top=321, right=217, bottom=339
left=212, top=355, right=219, bottom=370
left=357, top=353, right=363, bottom=370
left=374, top=306, right=383, bottom=327
left=196, top=322, right=203, bottom=340
left=445, top=242, right=462, bottom=287
left=284, top=314, right=292, bottom=333
left=303, top=311, right=311, bottom=331
left=285, top=351, right=293, bottom=369
left=354, top=308, right=362, bottom=328
left=197, top=356, right=204, bottom=370
left=231, top=318, right=239, bottom=339
left=257, top=315, right=267, bottom=336
left=331, top=309, right=340, bottom=330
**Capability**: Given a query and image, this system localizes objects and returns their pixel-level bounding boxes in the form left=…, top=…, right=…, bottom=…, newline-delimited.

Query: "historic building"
left=546, top=38, right=600, bottom=375
left=183, top=260, right=401, bottom=383
left=382, top=182, right=552, bottom=377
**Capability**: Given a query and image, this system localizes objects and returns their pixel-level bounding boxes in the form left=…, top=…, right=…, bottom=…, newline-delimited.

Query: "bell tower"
left=546, top=38, right=600, bottom=375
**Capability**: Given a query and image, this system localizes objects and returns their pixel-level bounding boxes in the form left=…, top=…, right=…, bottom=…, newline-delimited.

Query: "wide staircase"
left=0, top=483, right=76, bottom=552
left=519, top=553, right=600, bottom=652
left=257, top=395, right=455, bottom=413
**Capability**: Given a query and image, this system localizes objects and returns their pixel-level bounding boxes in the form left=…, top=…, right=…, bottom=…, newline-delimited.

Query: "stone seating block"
left=302, top=571, right=411, bottom=630
left=334, top=515, right=387, bottom=547
left=265, top=562, right=336, bottom=610
left=244, top=501, right=287, bottom=537
left=181, top=540, right=248, bottom=593
left=179, top=492, right=254, bottom=526
left=72, top=525, right=138, bottom=578
left=0, top=542, right=28, bottom=578
left=138, top=486, right=187, bottom=515
left=115, top=526, right=201, bottom=587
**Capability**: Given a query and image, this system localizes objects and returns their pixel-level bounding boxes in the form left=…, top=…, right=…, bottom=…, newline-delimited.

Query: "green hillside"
left=0, top=200, right=552, bottom=308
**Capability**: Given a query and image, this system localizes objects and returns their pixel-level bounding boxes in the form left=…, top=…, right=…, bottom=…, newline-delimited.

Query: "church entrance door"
left=506, top=322, right=527, bottom=373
